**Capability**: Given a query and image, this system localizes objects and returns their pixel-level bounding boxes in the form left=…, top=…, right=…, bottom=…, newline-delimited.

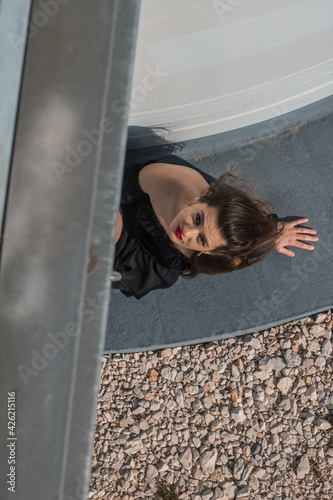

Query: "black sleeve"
left=112, top=251, right=179, bottom=299
left=120, top=162, right=149, bottom=205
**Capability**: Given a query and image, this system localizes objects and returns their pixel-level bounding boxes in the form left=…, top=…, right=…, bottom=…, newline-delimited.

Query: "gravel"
left=90, top=311, right=333, bottom=499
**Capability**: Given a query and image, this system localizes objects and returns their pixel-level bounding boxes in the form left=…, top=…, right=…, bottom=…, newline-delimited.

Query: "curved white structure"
left=129, top=0, right=333, bottom=140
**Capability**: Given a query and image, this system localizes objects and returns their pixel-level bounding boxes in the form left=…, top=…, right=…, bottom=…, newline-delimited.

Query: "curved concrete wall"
left=129, top=0, right=333, bottom=141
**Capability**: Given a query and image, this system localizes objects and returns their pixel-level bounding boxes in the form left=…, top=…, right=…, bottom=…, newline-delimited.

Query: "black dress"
left=112, top=157, right=215, bottom=299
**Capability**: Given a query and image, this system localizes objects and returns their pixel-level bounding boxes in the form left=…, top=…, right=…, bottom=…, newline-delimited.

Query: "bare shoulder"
left=138, top=162, right=206, bottom=195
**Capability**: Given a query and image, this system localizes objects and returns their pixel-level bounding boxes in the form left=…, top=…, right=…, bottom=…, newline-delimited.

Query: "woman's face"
left=168, top=202, right=227, bottom=254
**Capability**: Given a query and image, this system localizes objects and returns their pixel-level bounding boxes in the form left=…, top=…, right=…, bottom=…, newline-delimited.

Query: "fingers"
left=294, top=227, right=317, bottom=235
left=282, top=219, right=313, bottom=229
left=294, top=234, right=318, bottom=242
left=284, top=218, right=309, bottom=228
left=279, top=235, right=318, bottom=245
left=282, top=238, right=317, bottom=249
left=277, top=247, right=295, bottom=257
left=277, top=237, right=317, bottom=255
left=287, top=218, right=317, bottom=230
left=282, top=223, right=318, bottom=244
left=293, top=241, right=316, bottom=250
left=275, top=218, right=319, bottom=257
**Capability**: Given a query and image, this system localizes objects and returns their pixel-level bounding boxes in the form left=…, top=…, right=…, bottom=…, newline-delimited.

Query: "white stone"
left=316, top=418, right=332, bottom=430
left=192, top=437, right=201, bottom=448
left=308, top=340, right=321, bottom=352
left=280, top=339, right=291, bottom=349
left=315, top=313, right=327, bottom=323
left=233, top=458, right=246, bottom=480
left=161, top=366, right=177, bottom=382
left=230, top=407, right=246, bottom=424
left=277, top=459, right=287, bottom=470
left=221, top=432, right=239, bottom=443
left=284, top=349, right=301, bottom=367
left=179, top=448, right=193, bottom=470
left=310, top=325, right=326, bottom=337
left=254, top=468, right=270, bottom=480
left=322, top=339, right=332, bottom=356
left=254, top=371, right=270, bottom=381
left=156, top=461, right=169, bottom=472
left=315, top=356, right=326, bottom=368
left=305, top=385, right=317, bottom=400
left=125, top=437, right=142, bottom=455
left=296, top=455, right=310, bottom=479
left=203, top=396, right=214, bottom=409
left=271, top=424, right=284, bottom=434
left=213, top=487, right=228, bottom=500
left=247, top=337, right=262, bottom=349
left=277, top=377, right=293, bottom=395
left=202, top=489, right=214, bottom=500
left=146, top=464, right=158, bottom=478
left=262, top=355, right=285, bottom=372
left=280, top=432, right=298, bottom=444
left=249, top=477, right=259, bottom=490
left=200, top=449, right=217, bottom=476
left=269, top=357, right=286, bottom=373
left=175, top=389, right=184, bottom=407
left=222, top=481, right=237, bottom=499
left=241, top=463, right=254, bottom=481
left=236, top=486, right=250, bottom=499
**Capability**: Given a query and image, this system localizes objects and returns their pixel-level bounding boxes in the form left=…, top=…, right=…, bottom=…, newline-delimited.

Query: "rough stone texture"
left=322, top=339, right=332, bottom=356
left=284, top=349, right=302, bottom=367
left=297, top=455, right=310, bottom=479
left=235, top=486, right=250, bottom=499
left=200, top=449, right=217, bottom=476
left=276, top=376, right=293, bottom=395
left=233, top=458, right=246, bottom=480
left=179, top=448, right=192, bottom=470
left=90, top=311, right=333, bottom=499
left=146, top=464, right=158, bottom=478
left=230, top=407, right=246, bottom=424
left=222, top=481, right=237, bottom=499
left=258, top=356, right=285, bottom=373
left=202, top=488, right=214, bottom=499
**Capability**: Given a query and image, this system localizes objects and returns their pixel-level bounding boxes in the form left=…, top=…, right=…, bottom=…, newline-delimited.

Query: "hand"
left=275, top=218, right=318, bottom=257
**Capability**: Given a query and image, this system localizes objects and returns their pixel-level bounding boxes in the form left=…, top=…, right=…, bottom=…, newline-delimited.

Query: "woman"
left=112, top=158, right=318, bottom=299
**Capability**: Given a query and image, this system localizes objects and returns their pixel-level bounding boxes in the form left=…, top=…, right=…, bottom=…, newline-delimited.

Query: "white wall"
left=129, top=0, right=333, bottom=141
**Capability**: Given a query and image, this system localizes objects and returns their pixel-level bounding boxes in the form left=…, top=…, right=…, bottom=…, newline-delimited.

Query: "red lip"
left=176, top=224, right=182, bottom=241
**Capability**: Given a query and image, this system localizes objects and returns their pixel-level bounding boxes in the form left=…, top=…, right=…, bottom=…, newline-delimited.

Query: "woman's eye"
left=199, top=235, right=205, bottom=245
left=196, top=214, right=201, bottom=225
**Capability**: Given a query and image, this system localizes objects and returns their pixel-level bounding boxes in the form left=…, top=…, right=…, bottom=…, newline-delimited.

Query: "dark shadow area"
left=125, top=125, right=184, bottom=166
left=124, top=125, right=218, bottom=181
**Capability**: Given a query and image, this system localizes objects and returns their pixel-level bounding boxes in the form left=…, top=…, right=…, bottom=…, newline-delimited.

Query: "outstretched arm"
left=274, top=218, right=318, bottom=257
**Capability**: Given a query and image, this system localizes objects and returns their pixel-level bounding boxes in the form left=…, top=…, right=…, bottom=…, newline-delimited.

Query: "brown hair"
left=179, top=173, right=283, bottom=278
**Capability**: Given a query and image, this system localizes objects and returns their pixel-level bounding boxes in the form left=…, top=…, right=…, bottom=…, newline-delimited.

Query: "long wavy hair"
left=179, top=173, right=283, bottom=278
